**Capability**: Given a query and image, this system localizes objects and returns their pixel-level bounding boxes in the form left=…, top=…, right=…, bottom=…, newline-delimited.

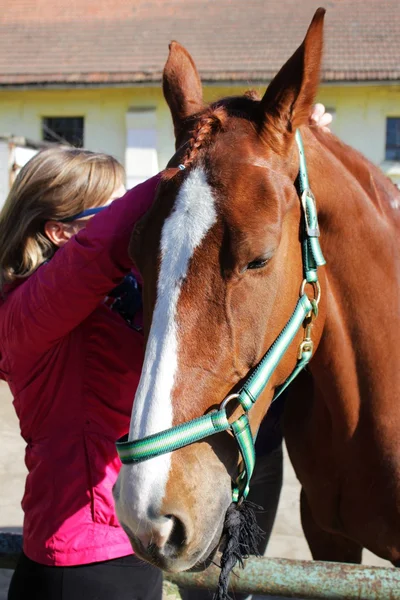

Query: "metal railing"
left=2, top=532, right=400, bottom=599
left=0, top=532, right=21, bottom=570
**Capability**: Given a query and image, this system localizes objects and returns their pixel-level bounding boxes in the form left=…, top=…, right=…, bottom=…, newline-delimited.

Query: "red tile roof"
left=0, top=0, right=399, bottom=86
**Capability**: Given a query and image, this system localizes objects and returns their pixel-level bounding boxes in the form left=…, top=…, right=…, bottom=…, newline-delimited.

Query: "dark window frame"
left=42, top=116, right=84, bottom=148
left=385, top=117, right=400, bottom=161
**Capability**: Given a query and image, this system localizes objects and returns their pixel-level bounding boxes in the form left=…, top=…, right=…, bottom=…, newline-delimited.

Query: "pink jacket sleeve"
left=1, top=174, right=160, bottom=354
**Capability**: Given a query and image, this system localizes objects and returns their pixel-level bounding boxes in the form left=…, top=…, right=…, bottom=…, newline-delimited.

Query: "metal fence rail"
left=169, top=556, right=400, bottom=599
left=2, top=533, right=400, bottom=600
left=0, top=532, right=21, bottom=570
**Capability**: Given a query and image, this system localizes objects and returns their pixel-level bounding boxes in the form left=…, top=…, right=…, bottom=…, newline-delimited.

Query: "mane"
left=163, top=91, right=260, bottom=180
left=180, top=106, right=227, bottom=170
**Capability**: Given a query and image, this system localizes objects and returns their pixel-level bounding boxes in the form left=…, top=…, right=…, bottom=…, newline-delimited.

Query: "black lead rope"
left=214, top=501, right=265, bottom=600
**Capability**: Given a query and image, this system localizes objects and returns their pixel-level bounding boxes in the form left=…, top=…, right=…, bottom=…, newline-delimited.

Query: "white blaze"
left=117, top=168, right=217, bottom=528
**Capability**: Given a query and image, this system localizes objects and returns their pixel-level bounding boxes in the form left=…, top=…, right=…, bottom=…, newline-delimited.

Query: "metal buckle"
left=298, top=323, right=314, bottom=359
left=301, top=188, right=320, bottom=237
left=298, top=279, right=321, bottom=357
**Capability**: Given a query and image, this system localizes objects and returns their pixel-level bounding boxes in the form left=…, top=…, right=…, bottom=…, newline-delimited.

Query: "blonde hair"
left=0, top=147, right=125, bottom=290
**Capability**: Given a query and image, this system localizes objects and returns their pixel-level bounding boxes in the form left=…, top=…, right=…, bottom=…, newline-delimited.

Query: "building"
left=0, top=0, right=399, bottom=201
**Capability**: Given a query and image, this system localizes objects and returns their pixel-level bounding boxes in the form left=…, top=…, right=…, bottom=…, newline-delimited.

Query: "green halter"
left=116, top=130, right=325, bottom=504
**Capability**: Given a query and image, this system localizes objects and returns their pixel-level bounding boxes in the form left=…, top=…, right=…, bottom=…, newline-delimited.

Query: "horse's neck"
left=305, top=127, right=400, bottom=290
left=305, top=127, right=400, bottom=222
left=304, top=129, right=400, bottom=432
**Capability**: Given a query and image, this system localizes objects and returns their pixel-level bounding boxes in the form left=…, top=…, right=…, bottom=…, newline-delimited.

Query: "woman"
left=0, top=148, right=162, bottom=600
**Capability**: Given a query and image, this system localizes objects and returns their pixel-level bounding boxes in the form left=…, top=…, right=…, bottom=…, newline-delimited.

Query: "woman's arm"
left=1, top=174, right=160, bottom=353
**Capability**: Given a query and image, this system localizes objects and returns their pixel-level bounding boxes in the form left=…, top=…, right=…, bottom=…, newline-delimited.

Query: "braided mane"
left=163, top=91, right=260, bottom=180
left=181, top=107, right=227, bottom=169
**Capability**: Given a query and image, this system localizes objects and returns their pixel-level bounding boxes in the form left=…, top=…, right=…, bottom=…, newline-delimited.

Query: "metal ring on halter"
left=220, top=393, right=240, bottom=411
left=300, top=279, right=321, bottom=305
left=220, top=393, right=248, bottom=428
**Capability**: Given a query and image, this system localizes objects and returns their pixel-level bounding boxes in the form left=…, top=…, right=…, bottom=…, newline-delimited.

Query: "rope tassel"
left=213, top=501, right=265, bottom=600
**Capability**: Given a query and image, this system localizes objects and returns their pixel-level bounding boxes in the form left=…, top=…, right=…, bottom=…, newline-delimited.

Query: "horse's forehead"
left=150, top=126, right=286, bottom=260
left=207, top=130, right=284, bottom=197
left=208, top=123, right=262, bottom=170
left=204, top=153, right=285, bottom=233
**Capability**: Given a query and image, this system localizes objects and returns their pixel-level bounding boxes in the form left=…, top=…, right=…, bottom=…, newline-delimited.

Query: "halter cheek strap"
left=116, top=130, right=326, bottom=504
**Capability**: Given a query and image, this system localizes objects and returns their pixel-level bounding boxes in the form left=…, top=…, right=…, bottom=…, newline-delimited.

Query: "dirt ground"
left=0, top=380, right=390, bottom=599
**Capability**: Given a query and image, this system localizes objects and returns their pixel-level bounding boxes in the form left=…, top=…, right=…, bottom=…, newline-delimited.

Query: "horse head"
left=114, top=8, right=326, bottom=572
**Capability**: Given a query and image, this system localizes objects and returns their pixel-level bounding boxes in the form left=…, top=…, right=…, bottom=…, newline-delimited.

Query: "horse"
left=113, top=7, right=400, bottom=573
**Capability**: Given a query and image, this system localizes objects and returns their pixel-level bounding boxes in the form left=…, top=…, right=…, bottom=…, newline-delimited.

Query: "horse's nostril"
left=123, top=512, right=188, bottom=559
left=164, top=515, right=186, bottom=551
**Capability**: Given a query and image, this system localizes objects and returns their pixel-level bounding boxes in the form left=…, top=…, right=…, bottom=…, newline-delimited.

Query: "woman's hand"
left=310, top=103, right=333, bottom=132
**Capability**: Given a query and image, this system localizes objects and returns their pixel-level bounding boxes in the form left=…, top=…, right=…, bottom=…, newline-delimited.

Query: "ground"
left=0, top=380, right=390, bottom=599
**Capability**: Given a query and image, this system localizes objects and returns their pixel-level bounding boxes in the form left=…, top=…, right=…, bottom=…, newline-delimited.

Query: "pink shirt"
left=0, top=175, right=160, bottom=566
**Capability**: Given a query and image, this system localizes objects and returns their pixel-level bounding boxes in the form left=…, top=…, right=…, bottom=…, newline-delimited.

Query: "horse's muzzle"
left=122, top=510, right=224, bottom=573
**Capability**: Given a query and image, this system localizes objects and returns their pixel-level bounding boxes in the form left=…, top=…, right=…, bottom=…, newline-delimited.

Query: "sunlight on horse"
left=114, top=8, right=400, bottom=573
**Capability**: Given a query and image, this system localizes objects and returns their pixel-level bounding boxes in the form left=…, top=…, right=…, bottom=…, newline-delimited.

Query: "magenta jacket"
left=0, top=175, right=160, bottom=566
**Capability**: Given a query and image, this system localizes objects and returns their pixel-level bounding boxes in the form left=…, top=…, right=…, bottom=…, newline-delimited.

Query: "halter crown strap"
left=116, top=130, right=325, bottom=504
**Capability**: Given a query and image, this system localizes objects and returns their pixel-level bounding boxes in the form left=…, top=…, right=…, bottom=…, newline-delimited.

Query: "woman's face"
left=45, top=183, right=127, bottom=248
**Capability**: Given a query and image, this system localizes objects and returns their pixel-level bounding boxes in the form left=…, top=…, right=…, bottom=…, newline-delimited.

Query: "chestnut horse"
left=114, top=8, right=400, bottom=572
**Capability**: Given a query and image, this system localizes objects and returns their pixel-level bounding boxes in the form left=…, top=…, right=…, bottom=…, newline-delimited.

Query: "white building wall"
left=0, top=141, right=9, bottom=209
left=316, top=84, right=400, bottom=185
left=0, top=84, right=399, bottom=186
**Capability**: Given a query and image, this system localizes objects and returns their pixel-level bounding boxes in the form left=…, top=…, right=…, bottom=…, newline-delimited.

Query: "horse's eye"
left=247, top=258, right=269, bottom=270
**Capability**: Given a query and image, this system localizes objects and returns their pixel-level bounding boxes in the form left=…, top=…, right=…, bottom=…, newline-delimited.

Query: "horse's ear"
left=259, top=8, right=325, bottom=150
left=163, top=41, right=204, bottom=144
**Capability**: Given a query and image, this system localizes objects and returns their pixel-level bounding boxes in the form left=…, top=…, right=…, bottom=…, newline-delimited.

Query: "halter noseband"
left=116, top=130, right=325, bottom=504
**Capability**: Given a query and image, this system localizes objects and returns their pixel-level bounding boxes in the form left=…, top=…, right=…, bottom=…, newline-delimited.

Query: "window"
left=385, top=117, right=400, bottom=161
left=42, top=117, right=84, bottom=147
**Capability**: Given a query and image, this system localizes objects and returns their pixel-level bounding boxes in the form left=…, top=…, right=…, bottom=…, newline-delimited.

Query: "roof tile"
left=0, top=0, right=399, bottom=85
